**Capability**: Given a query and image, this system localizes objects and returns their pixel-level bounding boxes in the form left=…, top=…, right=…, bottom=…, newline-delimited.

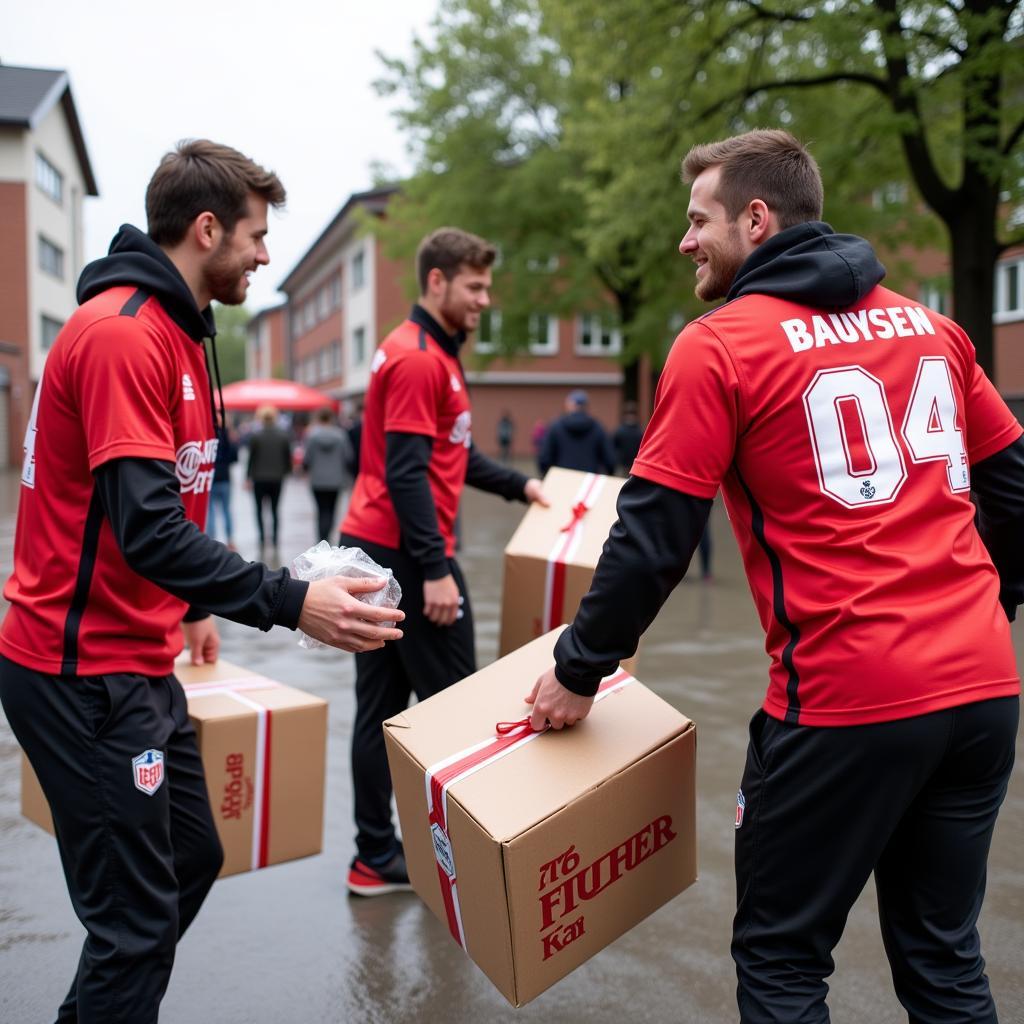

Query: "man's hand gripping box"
left=21, top=656, right=327, bottom=878
left=383, top=629, right=697, bottom=1007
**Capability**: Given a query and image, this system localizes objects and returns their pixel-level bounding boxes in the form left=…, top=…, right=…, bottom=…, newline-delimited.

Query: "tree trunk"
left=948, top=209, right=999, bottom=380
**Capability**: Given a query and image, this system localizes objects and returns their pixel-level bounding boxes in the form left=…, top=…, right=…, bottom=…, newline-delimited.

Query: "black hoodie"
left=82, top=226, right=307, bottom=635
left=553, top=224, right=1024, bottom=696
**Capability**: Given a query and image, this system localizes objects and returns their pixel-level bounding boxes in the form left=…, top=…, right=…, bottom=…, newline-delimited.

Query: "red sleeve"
left=964, top=358, right=1023, bottom=463
left=68, top=316, right=177, bottom=469
left=381, top=348, right=444, bottom=437
left=631, top=322, right=742, bottom=498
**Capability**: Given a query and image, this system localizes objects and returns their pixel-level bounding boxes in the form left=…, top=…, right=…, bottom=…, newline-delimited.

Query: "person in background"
left=245, top=404, right=292, bottom=554
left=0, top=139, right=404, bottom=1024
left=205, top=424, right=238, bottom=550
left=303, top=407, right=354, bottom=545
left=528, top=128, right=1023, bottom=1024
left=539, top=389, right=615, bottom=475
left=611, top=400, right=644, bottom=475
left=496, top=410, right=515, bottom=462
left=340, top=227, right=548, bottom=896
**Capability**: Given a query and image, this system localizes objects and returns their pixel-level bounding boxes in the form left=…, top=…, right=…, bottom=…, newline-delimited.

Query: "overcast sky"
left=6, top=0, right=437, bottom=311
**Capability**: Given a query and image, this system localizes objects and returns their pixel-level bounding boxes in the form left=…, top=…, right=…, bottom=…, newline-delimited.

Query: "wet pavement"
left=1, top=465, right=1021, bottom=1023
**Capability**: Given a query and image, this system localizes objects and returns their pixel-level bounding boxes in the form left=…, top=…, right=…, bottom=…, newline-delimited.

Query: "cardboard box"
left=384, top=628, right=697, bottom=1007
left=20, top=656, right=327, bottom=878
left=500, top=467, right=638, bottom=673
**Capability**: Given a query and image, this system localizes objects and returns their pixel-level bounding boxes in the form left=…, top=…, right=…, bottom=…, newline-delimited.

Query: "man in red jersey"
left=0, top=140, right=404, bottom=1024
left=529, top=130, right=1023, bottom=1022
left=340, top=227, right=548, bottom=895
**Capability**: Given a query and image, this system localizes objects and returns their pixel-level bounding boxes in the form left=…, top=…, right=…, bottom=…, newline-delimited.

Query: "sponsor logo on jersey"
left=132, top=749, right=165, bottom=795
left=781, top=305, right=936, bottom=353
left=371, top=349, right=387, bottom=374
left=735, top=789, right=745, bottom=829
left=176, top=438, right=218, bottom=494
left=450, top=372, right=462, bottom=392
left=182, top=373, right=196, bottom=401
left=448, top=409, right=472, bottom=448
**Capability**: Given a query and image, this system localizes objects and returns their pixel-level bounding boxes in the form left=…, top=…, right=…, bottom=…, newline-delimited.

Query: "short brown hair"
left=681, top=129, right=823, bottom=229
left=146, top=139, right=286, bottom=246
left=416, top=227, right=496, bottom=293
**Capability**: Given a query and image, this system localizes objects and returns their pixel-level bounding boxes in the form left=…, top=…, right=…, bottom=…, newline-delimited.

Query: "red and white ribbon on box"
left=541, top=473, right=606, bottom=633
left=181, top=677, right=278, bottom=871
left=423, top=668, right=634, bottom=951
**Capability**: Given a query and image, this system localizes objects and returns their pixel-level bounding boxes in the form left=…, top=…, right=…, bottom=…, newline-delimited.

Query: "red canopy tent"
left=219, top=378, right=333, bottom=412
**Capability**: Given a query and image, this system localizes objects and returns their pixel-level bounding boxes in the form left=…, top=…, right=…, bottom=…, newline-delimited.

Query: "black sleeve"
left=971, top=434, right=1024, bottom=622
left=554, top=476, right=712, bottom=696
left=465, top=442, right=529, bottom=501
left=384, top=431, right=449, bottom=580
left=539, top=426, right=555, bottom=475
left=94, top=457, right=308, bottom=630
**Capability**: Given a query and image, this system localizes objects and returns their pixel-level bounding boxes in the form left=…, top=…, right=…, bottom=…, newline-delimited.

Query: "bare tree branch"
left=1004, top=115, right=1024, bottom=157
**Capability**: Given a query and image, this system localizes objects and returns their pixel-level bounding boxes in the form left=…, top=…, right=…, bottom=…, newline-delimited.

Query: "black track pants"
left=340, top=535, right=476, bottom=862
left=312, top=488, right=340, bottom=544
left=0, top=656, right=223, bottom=1024
left=733, top=697, right=1018, bottom=1024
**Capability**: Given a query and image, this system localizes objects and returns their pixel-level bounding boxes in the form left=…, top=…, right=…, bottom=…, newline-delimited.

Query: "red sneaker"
left=347, top=851, right=413, bottom=897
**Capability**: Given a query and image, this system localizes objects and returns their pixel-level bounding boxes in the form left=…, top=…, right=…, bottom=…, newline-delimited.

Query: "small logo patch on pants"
left=735, top=788, right=746, bottom=829
left=132, top=749, right=165, bottom=795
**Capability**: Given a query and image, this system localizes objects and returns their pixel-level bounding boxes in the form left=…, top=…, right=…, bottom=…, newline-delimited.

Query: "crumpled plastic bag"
left=291, top=541, right=402, bottom=650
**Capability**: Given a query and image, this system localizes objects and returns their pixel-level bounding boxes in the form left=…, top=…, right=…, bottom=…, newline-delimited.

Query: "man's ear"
left=192, top=211, right=221, bottom=254
left=425, top=266, right=447, bottom=297
left=747, top=199, right=774, bottom=244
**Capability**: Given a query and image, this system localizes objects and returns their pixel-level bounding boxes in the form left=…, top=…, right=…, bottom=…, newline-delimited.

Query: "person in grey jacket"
left=246, top=404, right=292, bottom=552
left=303, top=407, right=354, bottom=544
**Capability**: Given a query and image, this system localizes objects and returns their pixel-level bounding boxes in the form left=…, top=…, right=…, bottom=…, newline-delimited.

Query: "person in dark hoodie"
left=527, top=130, right=1023, bottom=1023
left=339, top=227, right=549, bottom=896
left=538, top=388, right=616, bottom=476
left=302, top=406, right=354, bottom=544
left=0, top=139, right=404, bottom=1024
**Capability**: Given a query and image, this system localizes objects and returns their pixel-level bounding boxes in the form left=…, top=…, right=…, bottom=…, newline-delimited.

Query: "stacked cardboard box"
left=20, top=656, right=327, bottom=878
left=384, top=628, right=697, bottom=1006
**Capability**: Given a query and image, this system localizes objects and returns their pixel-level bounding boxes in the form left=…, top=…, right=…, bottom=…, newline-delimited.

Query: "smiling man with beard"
left=0, top=140, right=405, bottom=1024
left=340, top=227, right=549, bottom=896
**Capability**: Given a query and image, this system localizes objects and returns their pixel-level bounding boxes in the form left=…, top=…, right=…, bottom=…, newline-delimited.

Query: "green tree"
left=211, top=303, right=250, bottom=384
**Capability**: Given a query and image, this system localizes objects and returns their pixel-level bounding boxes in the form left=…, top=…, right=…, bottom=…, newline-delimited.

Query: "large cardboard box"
left=20, top=656, right=327, bottom=878
left=384, top=629, right=697, bottom=1007
left=500, top=468, right=638, bottom=671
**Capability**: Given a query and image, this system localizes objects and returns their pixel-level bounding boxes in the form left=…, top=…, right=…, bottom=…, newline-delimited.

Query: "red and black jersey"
left=1, top=267, right=218, bottom=677
left=634, top=225, right=1021, bottom=726
left=343, top=307, right=473, bottom=557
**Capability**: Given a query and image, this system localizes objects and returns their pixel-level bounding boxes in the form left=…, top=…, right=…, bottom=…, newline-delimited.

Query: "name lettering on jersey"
left=449, top=409, right=472, bottom=448
left=176, top=438, right=218, bottom=494
left=450, top=372, right=462, bottom=392
left=781, top=306, right=936, bottom=353
left=371, top=349, right=387, bottom=374
left=182, top=373, right=196, bottom=401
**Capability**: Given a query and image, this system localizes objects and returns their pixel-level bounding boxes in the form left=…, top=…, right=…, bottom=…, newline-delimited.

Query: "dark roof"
left=0, top=64, right=98, bottom=196
left=277, top=185, right=399, bottom=293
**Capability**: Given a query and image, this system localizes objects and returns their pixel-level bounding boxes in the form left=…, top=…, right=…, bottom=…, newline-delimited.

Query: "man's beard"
left=439, top=287, right=477, bottom=334
left=204, top=242, right=249, bottom=306
left=695, top=227, right=745, bottom=302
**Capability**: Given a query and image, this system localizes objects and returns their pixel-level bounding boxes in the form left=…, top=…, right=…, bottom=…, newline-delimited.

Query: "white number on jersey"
left=803, top=357, right=969, bottom=508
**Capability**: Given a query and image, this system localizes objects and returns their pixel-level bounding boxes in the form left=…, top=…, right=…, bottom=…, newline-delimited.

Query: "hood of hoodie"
left=563, top=410, right=601, bottom=437
left=77, top=225, right=216, bottom=342
left=726, top=221, right=885, bottom=311
left=308, top=425, right=346, bottom=450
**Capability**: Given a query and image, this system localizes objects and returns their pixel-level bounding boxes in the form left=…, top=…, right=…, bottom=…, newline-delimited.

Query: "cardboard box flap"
left=503, top=468, right=624, bottom=568
left=384, top=630, right=691, bottom=841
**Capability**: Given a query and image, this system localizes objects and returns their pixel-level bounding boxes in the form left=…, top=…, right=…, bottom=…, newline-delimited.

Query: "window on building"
left=352, top=250, right=366, bottom=290
left=330, top=341, right=342, bottom=376
left=919, top=281, right=949, bottom=316
left=577, top=313, right=622, bottom=355
left=318, top=284, right=331, bottom=320
left=38, top=236, right=65, bottom=279
left=318, top=347, right=331, bottom=380
left=528, top=314, right=559, bottom=355
left=304, top=298, right=317, bottom=331
left=995, top=258, right=1023, bottom=318
left=290, top=310, right=302, bottom=339
left=871, top=181, right=909, bottom=210
left=330, top=273, right=343, bottom=309
left=526, top=254, right=559, bottom=272
left=41, top=315, right=63, bottom=350
left=353, top=326, right=367, bottom=365
left=475, top=310, right=501, bottom=354
left=35, top=151, right=63, bottom=204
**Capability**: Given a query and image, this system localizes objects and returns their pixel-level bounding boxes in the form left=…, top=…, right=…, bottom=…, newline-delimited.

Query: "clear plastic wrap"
left=291, top=541, right=402, bottom=650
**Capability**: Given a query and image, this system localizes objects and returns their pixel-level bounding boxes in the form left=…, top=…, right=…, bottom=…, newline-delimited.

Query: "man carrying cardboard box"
left=0, top=140, right=405, bottom=1024
left=529, top=130, right=1023, bottom=1023
left=340, top=227, right=548, bottom=896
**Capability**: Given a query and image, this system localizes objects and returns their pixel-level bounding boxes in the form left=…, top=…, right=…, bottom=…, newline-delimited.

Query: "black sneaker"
left=347, top=849, right=413, bottom=897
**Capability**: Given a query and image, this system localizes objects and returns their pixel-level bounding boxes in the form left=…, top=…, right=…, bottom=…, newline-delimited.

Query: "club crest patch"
left=735, top=788, right=746, bottom=829
left=132, top=749, right=165, bottom=796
